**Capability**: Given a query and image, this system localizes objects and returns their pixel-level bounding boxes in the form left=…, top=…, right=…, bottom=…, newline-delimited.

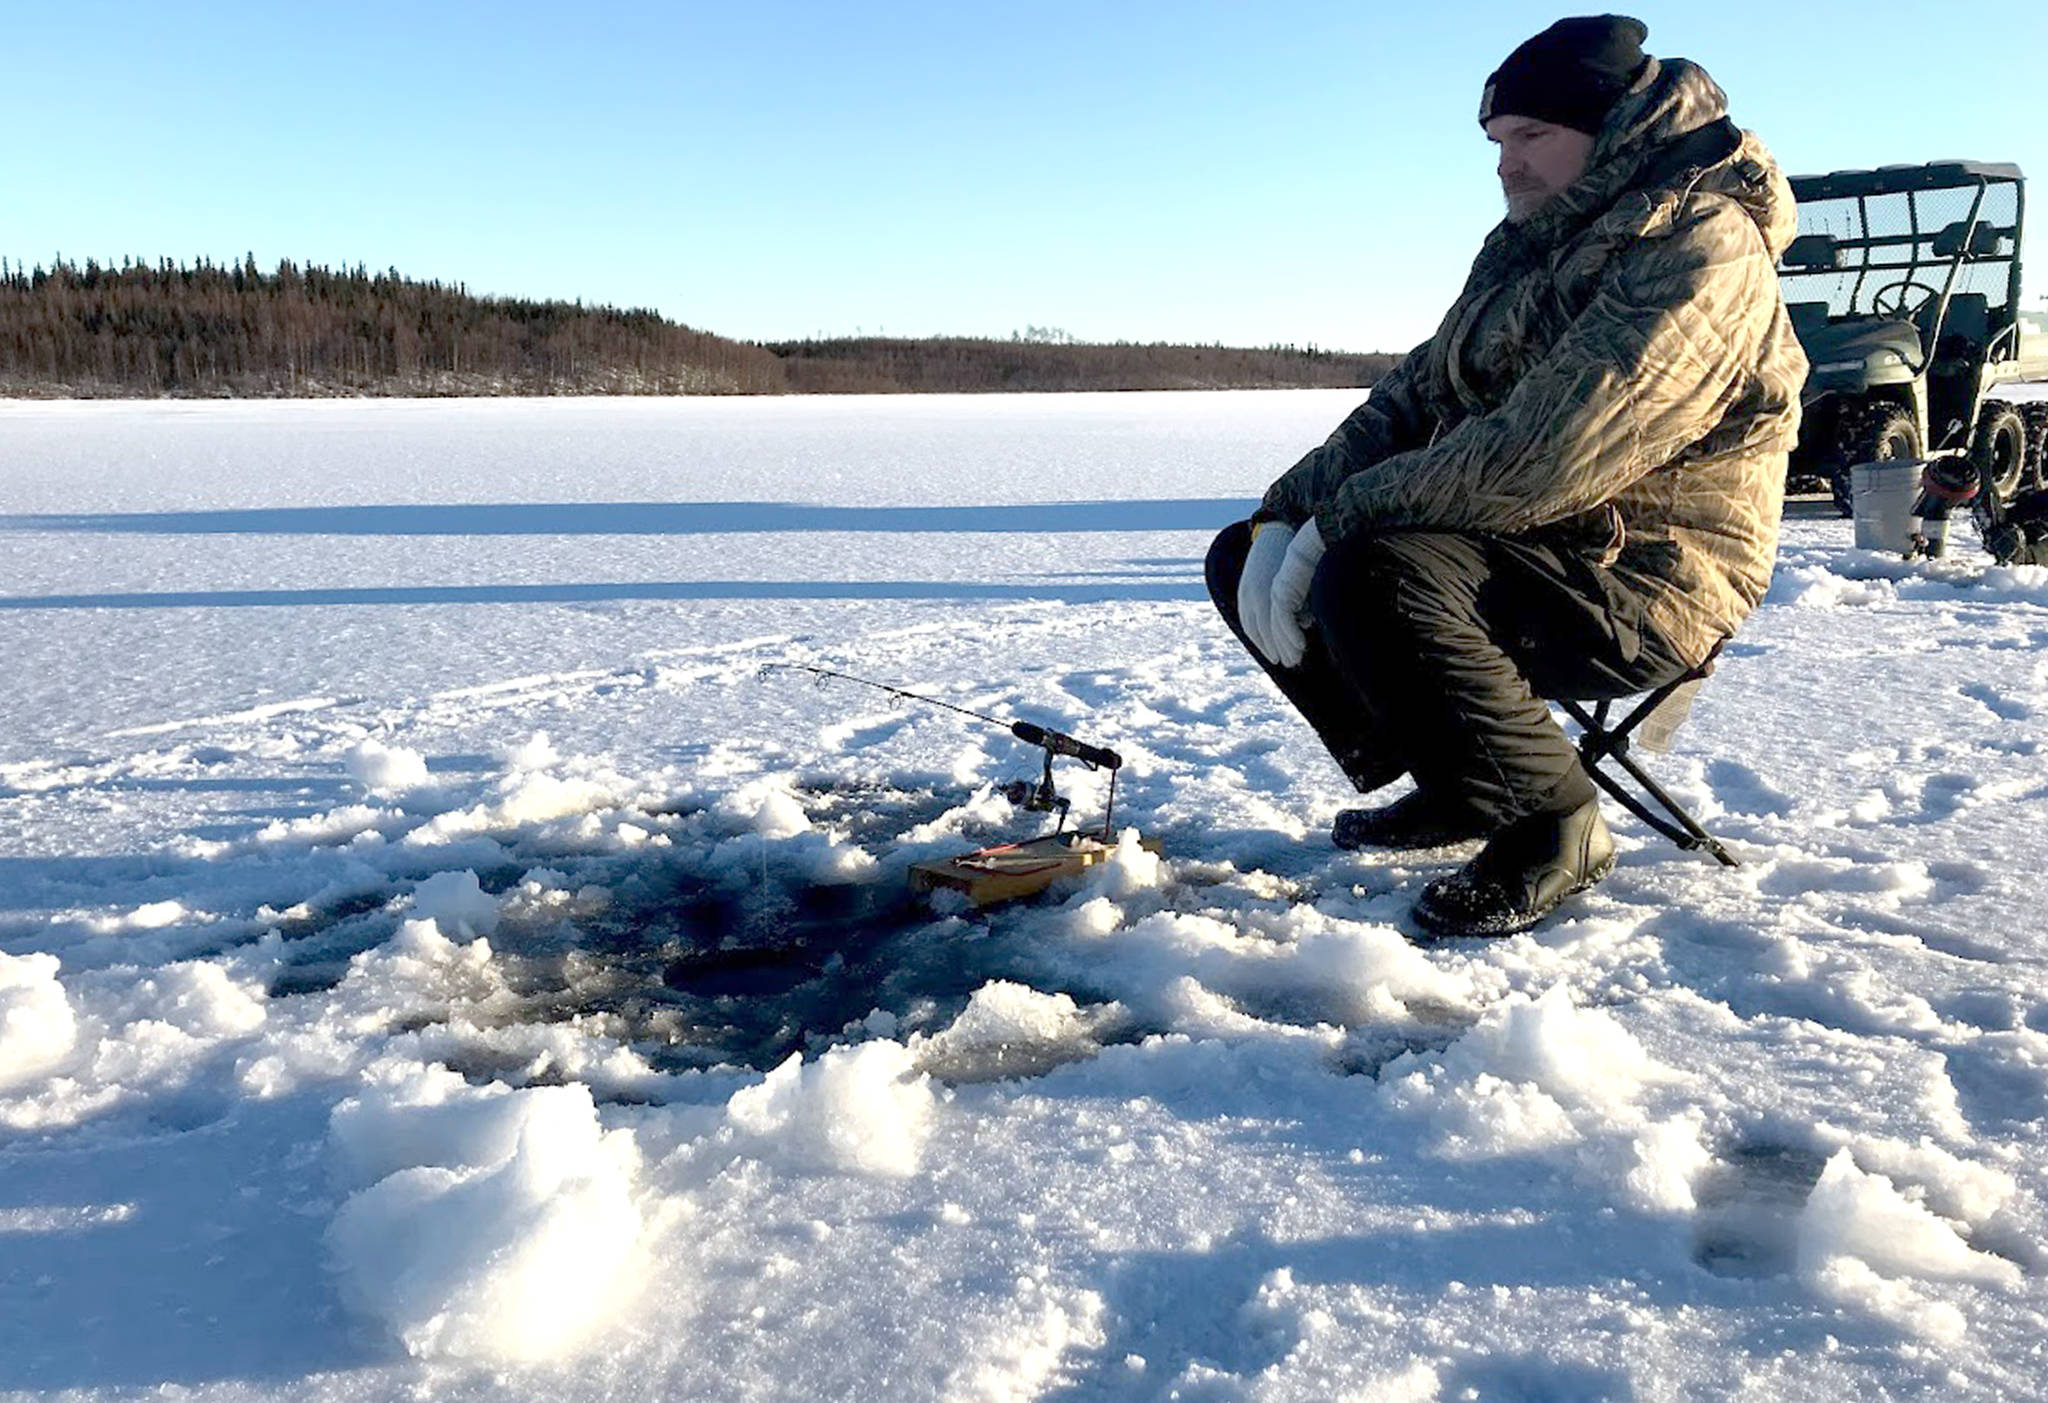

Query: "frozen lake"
left=3, top=392, right=2048, bottom=1401
left=0, top=392, right=1347, bottom=768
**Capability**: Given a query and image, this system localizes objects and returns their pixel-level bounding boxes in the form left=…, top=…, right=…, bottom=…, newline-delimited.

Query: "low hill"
left=0, top=258, right=1393, bottom=398
left=766, top=336, right=1395, bottom=393
left=0, top=258, right=785, bottom=398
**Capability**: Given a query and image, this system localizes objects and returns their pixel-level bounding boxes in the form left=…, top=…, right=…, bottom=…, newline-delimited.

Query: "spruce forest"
left=0, top=257, right=1392, bottom=397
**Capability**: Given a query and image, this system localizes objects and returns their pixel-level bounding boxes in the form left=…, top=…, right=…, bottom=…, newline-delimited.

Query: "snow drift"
left=325, top=1064, right=646, bottom=1363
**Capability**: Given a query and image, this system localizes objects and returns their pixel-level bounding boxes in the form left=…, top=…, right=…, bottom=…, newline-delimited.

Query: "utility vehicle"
left=1776, top=161, right=2048, bottom=511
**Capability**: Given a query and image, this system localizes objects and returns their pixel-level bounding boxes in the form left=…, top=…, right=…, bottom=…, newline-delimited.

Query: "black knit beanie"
left=1478, top=15, right=1650, bottom=134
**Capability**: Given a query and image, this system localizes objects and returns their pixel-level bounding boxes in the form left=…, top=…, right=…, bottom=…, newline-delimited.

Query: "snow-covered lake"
left=4, top=392, right=2048, bottom=1400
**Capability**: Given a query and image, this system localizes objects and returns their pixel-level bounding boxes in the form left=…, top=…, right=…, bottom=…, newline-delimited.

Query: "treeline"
left=0, top=257, right=1394, bottom=398
left=767, top=336, right=1396, bottom=393
left=0, top=257, right=785, bottom=397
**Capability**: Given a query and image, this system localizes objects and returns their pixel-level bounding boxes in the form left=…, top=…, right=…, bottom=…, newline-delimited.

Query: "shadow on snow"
left=0, top=578, right=1209, bottom=611
left=0, top=498, right=1257, bottom=538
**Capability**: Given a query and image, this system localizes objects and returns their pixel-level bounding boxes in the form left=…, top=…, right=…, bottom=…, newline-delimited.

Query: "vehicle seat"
left=1786, top=301, right=1831, bottom=339
left=1936, top=293, right=1991, bottom=361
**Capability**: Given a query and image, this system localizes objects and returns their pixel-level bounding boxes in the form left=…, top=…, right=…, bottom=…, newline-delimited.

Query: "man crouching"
left=1207, top=15, right=1807, bottom=936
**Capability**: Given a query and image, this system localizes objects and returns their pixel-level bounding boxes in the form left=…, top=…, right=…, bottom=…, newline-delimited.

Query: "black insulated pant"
left=1205, top=521, right=1695, bottom=825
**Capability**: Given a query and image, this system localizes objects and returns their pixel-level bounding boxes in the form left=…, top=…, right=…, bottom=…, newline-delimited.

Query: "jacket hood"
left=1593, top=56, right=1727, bottom=170
left=1504, top=56, right=1799, bottom=259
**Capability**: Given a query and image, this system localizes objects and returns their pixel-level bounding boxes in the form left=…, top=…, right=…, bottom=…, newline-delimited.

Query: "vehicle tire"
left=2020, top=403, right=2048, bottom=493
left=1831, top=401, right=1921, bottom=517
left=1971, top=403, right=2027, bottom=503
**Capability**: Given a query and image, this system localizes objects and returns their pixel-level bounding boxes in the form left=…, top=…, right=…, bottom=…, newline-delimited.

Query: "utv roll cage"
left=1778, top=160, right=2045, bottom=508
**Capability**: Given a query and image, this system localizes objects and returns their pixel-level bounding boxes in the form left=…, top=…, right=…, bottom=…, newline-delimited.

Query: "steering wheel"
left=1869, top=279, right=1939, bottom=318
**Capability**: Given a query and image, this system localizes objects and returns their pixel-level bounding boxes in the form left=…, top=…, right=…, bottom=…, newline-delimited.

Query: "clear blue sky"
left=5, top=0, right=2041, bottom=353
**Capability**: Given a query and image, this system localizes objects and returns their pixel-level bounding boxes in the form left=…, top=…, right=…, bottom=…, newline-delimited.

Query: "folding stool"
left=1551, top=642, right=1739, bottom=868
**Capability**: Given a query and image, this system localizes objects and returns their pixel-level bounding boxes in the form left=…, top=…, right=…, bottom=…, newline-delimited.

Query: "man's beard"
left=1502, top=182, right=1550, bottom=222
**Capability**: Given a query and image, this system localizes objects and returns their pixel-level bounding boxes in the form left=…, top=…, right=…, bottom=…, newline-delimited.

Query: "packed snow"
left=3, top=389, right=2048, bottom=1400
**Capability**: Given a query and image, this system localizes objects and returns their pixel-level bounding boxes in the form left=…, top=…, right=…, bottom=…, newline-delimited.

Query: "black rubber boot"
left=1412, top=798, right=1615, bottom=937
left=1332, top=789, right=1495, bottom=851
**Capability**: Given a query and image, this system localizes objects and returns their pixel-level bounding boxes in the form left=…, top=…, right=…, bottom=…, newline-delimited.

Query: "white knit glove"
left=1262, top=518, right=1325, bottom=668
left=1236, top=521, right=1293, bottom=665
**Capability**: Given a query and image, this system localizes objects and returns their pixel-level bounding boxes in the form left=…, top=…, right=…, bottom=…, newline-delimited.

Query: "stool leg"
left=1589, top=746, right=1740, bottom=868
left=1557, top=698, right=1739, bottom=868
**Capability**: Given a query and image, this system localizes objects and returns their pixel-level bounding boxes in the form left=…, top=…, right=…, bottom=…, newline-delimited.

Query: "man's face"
left=1485, top=115, right=1595, bottom=222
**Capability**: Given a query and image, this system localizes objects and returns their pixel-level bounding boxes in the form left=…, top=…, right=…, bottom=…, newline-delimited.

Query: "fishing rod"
left=759, top=662, right=1124, bottom=838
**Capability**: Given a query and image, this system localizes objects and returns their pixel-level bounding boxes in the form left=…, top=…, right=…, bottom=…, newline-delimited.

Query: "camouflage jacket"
left=1257, top=57, right=1808, bottom=664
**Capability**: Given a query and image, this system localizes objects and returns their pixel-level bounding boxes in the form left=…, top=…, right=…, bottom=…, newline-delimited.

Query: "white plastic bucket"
left=1851, top=459, right=1921, bottom=553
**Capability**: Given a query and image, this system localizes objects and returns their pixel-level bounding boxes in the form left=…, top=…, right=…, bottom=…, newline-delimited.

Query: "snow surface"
left=3, top=389, right=2048, bottom=1399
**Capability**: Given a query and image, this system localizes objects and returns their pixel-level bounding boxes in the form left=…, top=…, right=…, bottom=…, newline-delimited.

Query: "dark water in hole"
left=255, top=781, right=1117, bottom=1074
left=494, top=784, right=1074, bottom=1071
